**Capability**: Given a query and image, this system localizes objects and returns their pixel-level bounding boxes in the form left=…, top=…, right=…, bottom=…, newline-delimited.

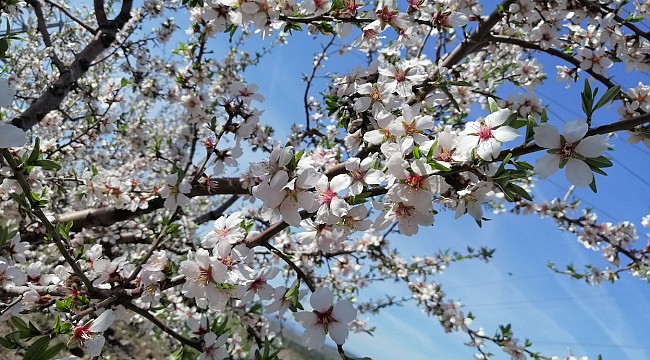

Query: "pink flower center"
left=350, top=169, right=365, bottom=182
left=314, top=306, right=337, bottom=330
left=197, top=267, right=213, bottom=285
left=405, top=174, right=425, bottom=190
left=250, top=277, right=266, bottom=291
left=320, top=188, right=335, bottom=205
left=477, top=125, right=493, bottom=141
left=395, top=203, right=414, bottom=218
left=74, top=324, right=93, bottom=342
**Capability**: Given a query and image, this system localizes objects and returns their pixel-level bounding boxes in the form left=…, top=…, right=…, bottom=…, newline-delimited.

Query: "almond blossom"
left=456, top=108, right=519, bottom=160
left=70, top=309, right=115, bottom=357
left=315, top=174, right=352, bottom=224
left=293, top=287, right=357, bottom=350
left=160, top=173, right=192, bottom=210
left=534, top=120, right=609, bottom=187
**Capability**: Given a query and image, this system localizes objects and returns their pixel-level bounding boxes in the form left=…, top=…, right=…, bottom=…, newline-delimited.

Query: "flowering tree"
left=0, top=0, right=649, bottom=359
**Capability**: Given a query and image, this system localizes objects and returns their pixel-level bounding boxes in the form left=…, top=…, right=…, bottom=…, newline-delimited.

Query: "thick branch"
left=21, top=177, right=247, bottom=244
left=12, top=0, right=133, bottom=131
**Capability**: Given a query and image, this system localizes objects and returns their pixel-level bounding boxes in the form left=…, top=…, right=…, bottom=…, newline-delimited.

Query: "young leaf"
left=23, top=336, right=50, bottom=360
left=593, top=85, right=620, bottom=111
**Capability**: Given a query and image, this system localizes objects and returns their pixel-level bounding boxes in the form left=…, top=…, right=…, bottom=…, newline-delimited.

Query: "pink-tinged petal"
left=0, top=124, right=27, bottom=148
left=534, top=153, right=561, bottom=178
left=310, top=287, right=333, bottom=311
left=563, top=120, right=588, bottom=143
left=328, top=322, right=350, bottom=345
left=485, top=108, right=512, bottom=127
left=332, top=300, right=357, bottom=323
left=398, top=217, right=418, bottom=235
left=565, top=158, right=593, bottom=187
left=491, top=126, right=519, bottom=143
left=90, top=310, right=115, bottom=333
left=86, top=335, right=106, bottom=357
left=534, top=123, right=561, bottom=149
left=575, top=135, right=609, bottom=158
left=374, top=211, right=393, bottom=231
left=330, top=174, right=352, bottom=193
left=303, top=325, right=327, bottom=350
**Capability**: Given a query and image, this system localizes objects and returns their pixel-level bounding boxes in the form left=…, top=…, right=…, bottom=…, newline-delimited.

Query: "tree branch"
left=12, top=0, right=133, bottom=131
left=124, top=302, right=202, bottom=351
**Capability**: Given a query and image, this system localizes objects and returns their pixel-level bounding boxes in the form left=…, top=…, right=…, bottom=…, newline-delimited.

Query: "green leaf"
left=589, top=177, right=597, bottom=193
left=439, top=86, right=460, bottom=111
left=39, top=343, right=66, bottom=360
left=169, top=346, right=201, bottom=360
left=0, top=336, right=18, bottom=349
left=593, top=86, right=621, bottom=111
left=27, top=138, right=41, bottom=164
left=508, top=183, right=533, bottom=201
left=11, top=316, right=29, bottom=332
left=23, top=336, right=49, bottom=360
left=34, top=160, right=61, bottom=171
left=412, top=146, right=421, bottom=159
left=540, top=108, right=548, bottom=123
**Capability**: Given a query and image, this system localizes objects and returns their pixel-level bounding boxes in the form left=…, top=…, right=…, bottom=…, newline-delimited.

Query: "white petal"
left=476, top=139, right=500, bottom=160
left=575, top=135, right=609, bottom=158
left=90, top=310, right=115, bottom=333
left=534, top=153, right=561, bottom=178
left=330, top=174, right=352, bottom=193
left=330, top=196, right=349, bottom=218
left=332, top=300, right=357, bottom=323
left=86, top=335, right=106, bottom=357
left=303, top=325, right=327, bottom=350
left=294, top=311, right=318, bottom=327
left=310, top=287, right=333, bottom=311
left=491, top=126, right=519, bottom=143
left=329, top=321, right=350, bottom=345
left=563, top=119, right=588, bottom=143
left=565, top=158, right=593, bottom=187
left=485, top=109, right=512, bottom=127
left=534, top=124, right=560, bottom=149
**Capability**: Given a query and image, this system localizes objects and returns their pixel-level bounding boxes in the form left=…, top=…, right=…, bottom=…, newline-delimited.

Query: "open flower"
left=293, top=287, right=357, bottom=350
left=534, top=120, right=609, bottom=187
left=160, top=173, right=192, bottom=210
left=456, top=109, right=519, bottom=160
left=70, top=309, right=115, bottom=357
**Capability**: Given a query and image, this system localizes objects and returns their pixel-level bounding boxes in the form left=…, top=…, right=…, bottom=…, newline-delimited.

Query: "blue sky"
left=153, top=4, right=650, bottom=359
